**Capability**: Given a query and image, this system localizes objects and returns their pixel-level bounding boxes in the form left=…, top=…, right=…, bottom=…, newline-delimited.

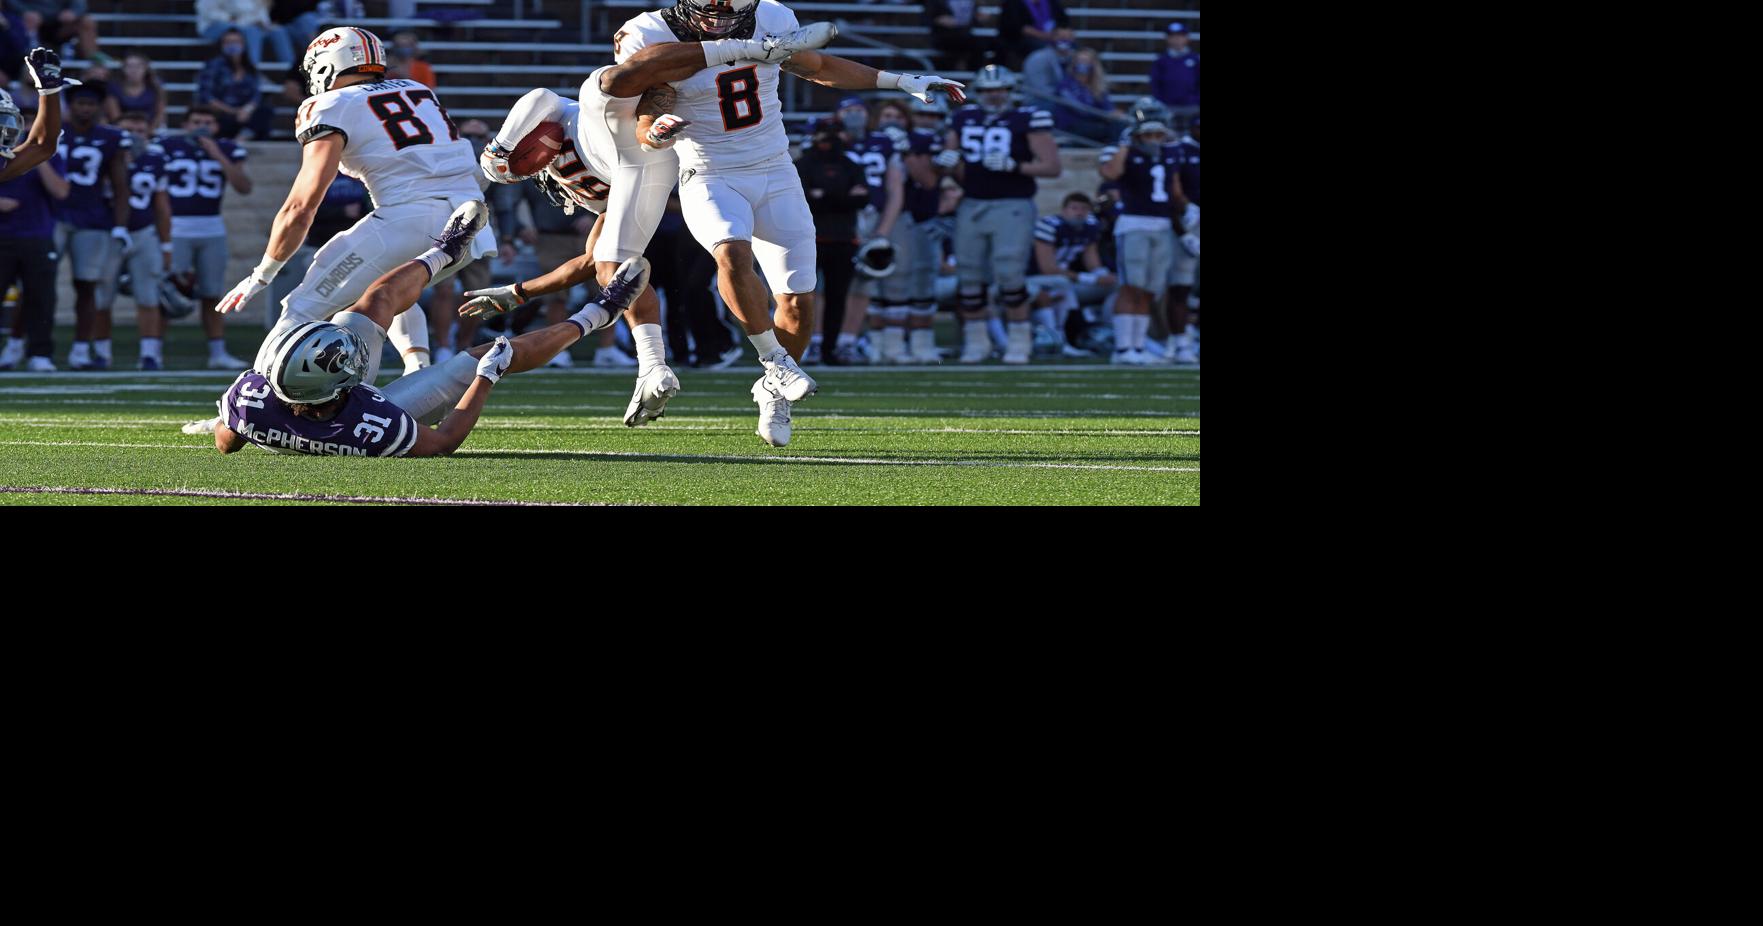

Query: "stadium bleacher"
left=74, top=0, right=1197, bottom=135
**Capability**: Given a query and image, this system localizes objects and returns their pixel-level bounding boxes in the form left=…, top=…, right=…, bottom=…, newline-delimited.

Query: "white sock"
left=208, top=338, right=229, bottom=359
left=1131, top=315, right=1150, bottom=349
left=911, top=329, right=936, bottom=353
left=1007, top=321, right=1031, bottom=354
left=69, top=341, right=90, bottom=363
left=94, top=338, right=112, bottom=361
left=748, top=328, right=783, bottom=357
left=569, top=302, right=613, bottom=336
left=632, top=322, right=665, bottom=375
left=389, top=307, right=430, bottom=370
left=411, top=247, right=450, bottom=278
left=140, top=337, right=162, bottom=360
left=962, top=319, right=989, bottom=349
left=835, top=332, right=856, bottom=349
left=881, top=327, right=905, bottom=357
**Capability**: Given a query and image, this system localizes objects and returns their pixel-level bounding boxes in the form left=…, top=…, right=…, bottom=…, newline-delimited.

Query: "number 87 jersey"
left=613, top=0, right=801, bottom=172
left=294, top=77, right=482, bottom=208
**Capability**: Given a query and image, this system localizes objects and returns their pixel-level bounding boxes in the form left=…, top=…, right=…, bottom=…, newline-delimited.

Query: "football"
left=510, top=122, right=565, bottom=176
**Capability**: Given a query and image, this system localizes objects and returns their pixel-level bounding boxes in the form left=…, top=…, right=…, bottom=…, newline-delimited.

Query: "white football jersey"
left=614, top=0, right=799, bottom=172
left=294, top=78, right=481, bottom=207
left=543, top=97, right=609, bottom=215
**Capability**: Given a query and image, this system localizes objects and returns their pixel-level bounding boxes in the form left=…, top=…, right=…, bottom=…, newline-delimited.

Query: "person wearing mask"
left=390, top=31, right=436, bottom=88
left=796, top=118, right=869, bottom=370
left=1020, top=26, right=1074, bottom=107
left=1097, top=99, right=1187, bottom=365
left=0, top=102, right=66, bottom=371
left=900, top=95, right=948, bottom=363
left=103, top=53, right=167, bottom=133
left=1028, top=192, right=1112, bottom=358
left=923, top=0, right=992, bottom=72
left=197, top=0, right=272, bottom=65
left=1054, top=48, right=1116, bottom=142
left=1149, top=22, right=1199, bottom=123
left=998, top=0, right=1068, bottom=67
left=195, top=27, right=273, bottom=140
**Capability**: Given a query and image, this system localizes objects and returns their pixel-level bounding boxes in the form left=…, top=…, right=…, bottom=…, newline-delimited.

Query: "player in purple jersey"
left=933, top=66, right=1061, bottom=364
left=901, top=97, right=947, bottom=362
left=1028, top=192, right=1114, bottom=358
left=1165, top=116, right=1200, bottom=363
left=1098, top=98, right=1190, bottom=364
left=104, top=111, right=175, bottom=370
left=832, top=96, right=910, bottom=364
left=212, top=202, right=654, bottom=457
left=0, top=49, right=74, bottom=184
left=0, top=152, right=68, bottom=371
left=56, top=82, right=133, bottom=371
left=160, top=106, right=254, bottom=370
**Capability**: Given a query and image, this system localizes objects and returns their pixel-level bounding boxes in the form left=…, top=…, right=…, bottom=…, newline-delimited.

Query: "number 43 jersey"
left=222, top=370, right=421, bottom=457
left=614, top=0, right=801, bottom=172
left=294, top=77, right=481, bottom=208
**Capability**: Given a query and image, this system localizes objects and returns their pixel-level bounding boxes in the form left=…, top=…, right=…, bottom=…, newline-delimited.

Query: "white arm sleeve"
left=493, top=88, right=568, bottom=150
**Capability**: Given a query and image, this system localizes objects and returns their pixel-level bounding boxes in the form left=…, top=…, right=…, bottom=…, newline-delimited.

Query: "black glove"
left=26, top=47, right=77, bottom=95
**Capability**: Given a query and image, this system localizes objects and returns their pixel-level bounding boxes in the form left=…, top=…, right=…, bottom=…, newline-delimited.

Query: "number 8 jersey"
left=294, top=77, right=482, bottom=207
left=613, top=0, right=801, bottom=172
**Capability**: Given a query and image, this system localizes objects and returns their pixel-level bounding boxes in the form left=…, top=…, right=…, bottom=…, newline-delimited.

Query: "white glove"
left=642, top=114, right=690, bottom=151
left=1182, top=203, right=1200, bottom=233
left=110, top=226, right=131, bottom=248
left=460, top=284, right=525, bottom=318
left=982, top=150, right=1017, bottom=173
left=894, top=73, right=967, bottom=106
left=1179, top=233, right=1201, bottom=258
left=1099, top=145, right=1119, bottom=162
left=215, top=273, right=269, bottom=315
left=933, top=149, right=961, bottom=169
left=475, top=337, right=514, bottom=384
left=880, top=125, right=910, bottom=149
left=479, top=140, right=527, bottom=183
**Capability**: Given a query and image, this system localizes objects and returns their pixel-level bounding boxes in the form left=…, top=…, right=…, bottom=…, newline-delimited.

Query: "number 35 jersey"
left=156, top=134, right=247, bottom=238
left=294, top=77, right=482, bottom=207
left=613, top=0, right=801, bottom=172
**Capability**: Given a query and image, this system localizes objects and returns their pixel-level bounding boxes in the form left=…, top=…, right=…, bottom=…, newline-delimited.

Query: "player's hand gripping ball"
left=481, top=122, right=565, bottom=183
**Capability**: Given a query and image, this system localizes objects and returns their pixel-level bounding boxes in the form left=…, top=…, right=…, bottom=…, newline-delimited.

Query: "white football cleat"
left=181, top=416, right=219, bottom=435
left=760, top=347, right=816, bottom=401
left=624, top=365, right=681, bottom=427
left=206, top=352, right=249, bottom=370
left=26, top=355, right=56, bottom=372
left=1172, top=345, right=1200, bottom=366
left=1111, top=349, right=1149, bottom=366
left=751, top=22, right=838, bottom=62
left=594, top=348, right=636, bottom=367
left=1061, top=344, right=1093, bottom=358
left=0, top=339, right=25, bottom=370
left=752, top=376, right=793, bottom=447
left=546, top=351, right=575, bottom=369
left=958, top=339, right=991, bottom=363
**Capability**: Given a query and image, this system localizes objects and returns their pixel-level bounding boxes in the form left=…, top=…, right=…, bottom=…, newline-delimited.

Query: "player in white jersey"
left=212, top=27, right=496, bottom=384
left=614, top=0, right=964, bottom=446
left=464, top=23, right=835, bottom=426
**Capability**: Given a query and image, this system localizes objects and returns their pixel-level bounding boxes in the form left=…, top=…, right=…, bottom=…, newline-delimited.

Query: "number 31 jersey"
left=613, top=0, right=801, bottom=172
left=294, top=77, right=481, bottom=207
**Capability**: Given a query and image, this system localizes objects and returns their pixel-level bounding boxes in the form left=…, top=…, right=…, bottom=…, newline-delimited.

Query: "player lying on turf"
left=211, top=202, right=652, bottom=457
left=468, top=22, right=836, bottom=428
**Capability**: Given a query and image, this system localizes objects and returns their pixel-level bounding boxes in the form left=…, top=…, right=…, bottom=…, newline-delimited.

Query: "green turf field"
left=0, top=339, right=1199, bottom=505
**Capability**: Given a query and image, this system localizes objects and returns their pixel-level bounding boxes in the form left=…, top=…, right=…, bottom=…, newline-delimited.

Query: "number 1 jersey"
left=294, top=77, right=482, bottom=207
left=613, top=0, right=800, bottom=173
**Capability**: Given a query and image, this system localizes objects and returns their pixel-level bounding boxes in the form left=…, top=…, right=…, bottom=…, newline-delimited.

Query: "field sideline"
left=0, top=364, right=1200, bottom=505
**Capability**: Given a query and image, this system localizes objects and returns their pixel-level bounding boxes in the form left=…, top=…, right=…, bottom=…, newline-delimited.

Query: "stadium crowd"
left=0, top=1, right=1199, bottom=372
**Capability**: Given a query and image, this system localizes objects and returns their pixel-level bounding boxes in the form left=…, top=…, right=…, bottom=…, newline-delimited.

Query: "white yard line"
left=1, top=485, right=608, bottom=506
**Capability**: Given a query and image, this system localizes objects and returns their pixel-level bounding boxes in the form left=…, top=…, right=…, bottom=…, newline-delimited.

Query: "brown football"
left=509, top=122, right=565, bottom=176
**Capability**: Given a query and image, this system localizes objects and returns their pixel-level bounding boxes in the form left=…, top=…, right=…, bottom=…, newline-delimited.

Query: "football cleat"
left=752, top=376, right=793, bottom=447
left=761, top=347, right=817, bottom=401
left=595, top=255, right=652, bottom=320
left=594, top=347, right=637, bottom=367
left=1111, top=349, right=1150, bottom=366
left=433, top=200, right=489, bottom=269
left=958, top=339, right=991, bottom=364
left=802, top=341, right=823, bottom=365
left=624, top=365, right=682, bottom=427
left=207, top=352, right=249, bottom=370
left=545, top=351, right=575, bottom=369
left=138, top=356, right=162, bottom=371
left=181, top=416, right=219, bottom=435
left=0, top=339, right=25, bottom=369
left=710, top=344, right=744, bottom=369
left=26, top=355, right=55, bottom=372
left=750, top=22, right=838, bottom=62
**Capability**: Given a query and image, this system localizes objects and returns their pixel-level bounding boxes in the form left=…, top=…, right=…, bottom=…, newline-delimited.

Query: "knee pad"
left=909, top=302, right=937, bottom=319
left=999, top=287, right=1030, bottom=309
left=958, top=286, right=986, bottom=313
left=884, top=305, right=909, bottom=323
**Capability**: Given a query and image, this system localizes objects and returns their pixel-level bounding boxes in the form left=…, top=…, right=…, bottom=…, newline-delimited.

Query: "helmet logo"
left=311, top=339, right=352, bottom=374
left=313, top=33, right=344, bottom=50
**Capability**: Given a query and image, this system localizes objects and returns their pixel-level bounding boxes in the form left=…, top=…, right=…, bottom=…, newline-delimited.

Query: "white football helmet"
left=0, top=88, right=23, bottom=159
left=302, top=26, right=387, bottom=97
left=670, top=0, right=758, bottom=38
left=267, top=321, right=369, bottom=405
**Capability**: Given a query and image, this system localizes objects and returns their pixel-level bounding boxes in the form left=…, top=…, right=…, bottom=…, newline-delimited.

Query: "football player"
left=102, top=111, right=175, bottom=370
left=55, top=81, right=131, bottom=371
left=614, top=0, right=965, bottom=445
left=469, top=24, right=835, bottom=426
left=839, top=97, right=913, bottom=365
left=901, top=95, right=948, bottom=363
left=213, top=26, right=497, bottom=384
left=159, top=106, right=254, bottom=370
left=212, top=202, right=652, bottom=458
left=1028, top=192, right=1114, bottom=358
left=1167, top=116, right=1200, bottom=364
left=0, top=49, right=74, bottom=184
left=933, top=65, right=1062, bottom=364
left=1097, top=98, right=1190, bottom=365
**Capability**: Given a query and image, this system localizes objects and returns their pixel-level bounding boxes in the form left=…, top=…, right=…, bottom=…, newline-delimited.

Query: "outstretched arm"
left=781, top=51, right=967, bottom=105
left=0, top=49, right=69, bottom=183
left=406, top=378, right=492, bottom=457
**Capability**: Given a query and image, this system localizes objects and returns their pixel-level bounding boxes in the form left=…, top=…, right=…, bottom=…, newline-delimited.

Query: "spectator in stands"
left=0, top=121, right=66, bottom=372
left=1054, top=48, right=1118, bottom=142
left=7, top=1, right=101, bottom=64
left=391, top=32, right=437, bottom=88
left=0, top=3, right=32, bottom=86
left=196, top=28, right=274, bottom=140
left=923, top=0, right=992, bottom=72
left=1149, top=22, right=1200, bottom=121
left=104, top=53, right=167, bottom=133
left=1020, top=26, right=1074, bottom=107
left=998, top=0, right=1068, bottom=68
left=197, top=0, right=282, bottom=67
left=270, top=1, right=324, bottom=58
left=796, top=118, right=869, bottom=366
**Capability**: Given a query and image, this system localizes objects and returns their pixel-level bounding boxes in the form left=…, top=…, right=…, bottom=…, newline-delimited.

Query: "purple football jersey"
left=1118, top=145, right=1182, bottom=220
left=221, top=371, right=420, bottom=457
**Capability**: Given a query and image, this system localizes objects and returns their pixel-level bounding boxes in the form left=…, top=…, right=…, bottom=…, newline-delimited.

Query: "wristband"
left=161, top=242, right=175, bottom=254
left=252, top=255, right=287, bottom=282
left=512, top=282, right=531, bottom=303
left=875, top=71, right=902, bottom=90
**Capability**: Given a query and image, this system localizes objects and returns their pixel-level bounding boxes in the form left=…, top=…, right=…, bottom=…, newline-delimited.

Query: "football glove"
left=982, top=150, right=1017, bottom=173
left=459, top=284, right=524, bottom=319
left=933, top=149, right=962, bottom=169
left=479, top=140, right=529, bottom=184
left=25, top=48, right=77, bottom=95
left=642, top=114, right=690, bottom=151
left=215, top=273, right=270, bottom=315
left=476, top=337, right=514, bottom=384
left=895, top=73, right=966, bottom=106
left=880, top=125, right=910, bottom=149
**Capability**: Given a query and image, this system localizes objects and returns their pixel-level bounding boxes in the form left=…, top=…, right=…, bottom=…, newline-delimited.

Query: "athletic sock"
left=411, top=246, right=450, bottom=278
left=632, top=322, right=665, bottom=376
left=69, top=341, right=91, bottom=364
left=140, top=337, right=163, bottom=361
left=910, top=329, right=937, bottom=354
left=94, top=339, right=112, bottom=362
left=1006, top=321, right=1032, bottom=356
left=962, top=319, right=989, bottom=350
left=568, top=302, right=613, bottom=337
left=208, top=338, right=229, bottom=359
left=748, top=328, right=782, bottom=357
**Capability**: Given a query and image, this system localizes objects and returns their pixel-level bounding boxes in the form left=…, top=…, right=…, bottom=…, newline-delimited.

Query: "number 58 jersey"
left=294, top=77, right=482, bottom=207
left=614, top=0, right=801, bottom=172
